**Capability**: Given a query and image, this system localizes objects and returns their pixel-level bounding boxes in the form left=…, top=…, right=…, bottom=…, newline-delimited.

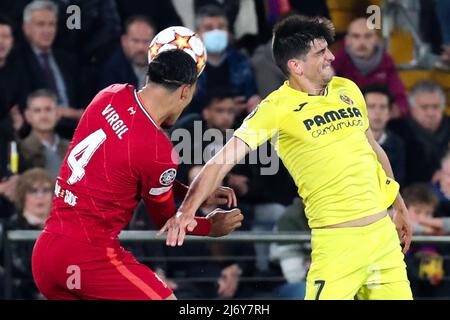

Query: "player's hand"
left=201, top=186, right=237, bottom=208
left=157, top=211, right=197, bottom=247
left=392, top=197, right=412, bottom=254
left=207, top=208, right=243, bottom=237
left=217, top=264, right=241, bottom=298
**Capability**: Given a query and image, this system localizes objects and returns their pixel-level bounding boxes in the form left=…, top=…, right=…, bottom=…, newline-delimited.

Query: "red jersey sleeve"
left=139, top=158, right=210, bottom=236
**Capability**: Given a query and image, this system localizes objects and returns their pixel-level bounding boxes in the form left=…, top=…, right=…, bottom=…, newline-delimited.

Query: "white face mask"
left=202, top=29, right=228, bottom=54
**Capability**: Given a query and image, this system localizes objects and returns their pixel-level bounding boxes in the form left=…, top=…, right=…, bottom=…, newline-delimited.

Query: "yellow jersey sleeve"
left=234, top=98, right=283, bottom=150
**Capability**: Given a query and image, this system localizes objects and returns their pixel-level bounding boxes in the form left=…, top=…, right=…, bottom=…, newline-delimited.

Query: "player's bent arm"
left=178, top=136, right=251, bottom=216
left=365, top=128, right=395, bottom=179
left=366, top=128, right=405, bottom=207
left=366, top=128, right=412, bottom=253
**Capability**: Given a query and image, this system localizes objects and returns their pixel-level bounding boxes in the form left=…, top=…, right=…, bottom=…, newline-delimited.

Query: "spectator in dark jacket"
left=363, top=84, right=406, bottom=186
left=388, top=80, right=450, bottom=186
left=98, top=16, right=156, bottom=91
left=20, top=1, right=83, bottom=139
left=332, top=17, right=409, bottom=118
left=188, top=4, right=260, bottom=115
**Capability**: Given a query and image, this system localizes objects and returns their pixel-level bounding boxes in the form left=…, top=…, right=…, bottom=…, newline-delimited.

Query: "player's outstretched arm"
left=157, top=137, right=250, bottom=246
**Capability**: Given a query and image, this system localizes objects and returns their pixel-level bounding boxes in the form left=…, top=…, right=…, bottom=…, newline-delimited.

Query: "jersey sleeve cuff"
left=187, top=217, right=212, bottom=236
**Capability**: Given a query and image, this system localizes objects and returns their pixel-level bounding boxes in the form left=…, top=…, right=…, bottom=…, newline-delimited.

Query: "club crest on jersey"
left=159, top=168, right=177, bottom=186
left=340, top=94, right=354, bottom=105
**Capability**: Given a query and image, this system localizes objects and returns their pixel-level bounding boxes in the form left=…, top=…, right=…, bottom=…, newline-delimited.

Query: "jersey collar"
left=133, top=89, right=160, bottom=129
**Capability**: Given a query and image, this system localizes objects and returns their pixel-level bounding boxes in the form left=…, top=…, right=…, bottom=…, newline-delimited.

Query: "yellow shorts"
left=305, top=215, right=413, bottom=300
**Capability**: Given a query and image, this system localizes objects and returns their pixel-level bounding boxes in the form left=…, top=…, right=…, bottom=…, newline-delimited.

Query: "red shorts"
left=32, top=231, right=173, bottom=300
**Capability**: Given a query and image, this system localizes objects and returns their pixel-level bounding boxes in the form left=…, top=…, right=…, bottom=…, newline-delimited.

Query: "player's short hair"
left=147, top=49, right=197, bottom=91
left=408, top=80, right=446, bottom=109
left=23, top=0, right=58, bottom=23
left=15, top=168, right=53, bottom=212
left=195, top=4, right=228, bottom=30
left=272, top=14, right=335, bottom=76
left=402, top=183, right=439, bottom=209
left=26, top=89, right=58, bottom=109
left=123, top=15, right=156, bottom=35
left=362, top=83, right=394, bottom=109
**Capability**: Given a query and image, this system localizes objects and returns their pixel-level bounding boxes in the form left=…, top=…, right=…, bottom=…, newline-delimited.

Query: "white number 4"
left=67, top=129, right=107, bottom=185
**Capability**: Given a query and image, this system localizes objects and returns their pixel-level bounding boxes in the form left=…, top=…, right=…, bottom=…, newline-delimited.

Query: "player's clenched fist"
left=206, top=208, right=243, bottom=237
left=157, top=208, right=243, bottom=246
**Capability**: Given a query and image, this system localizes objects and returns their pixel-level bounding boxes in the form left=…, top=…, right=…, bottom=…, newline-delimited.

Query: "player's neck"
left=137, top=86, right=176, bottom=126
left=289, top=76, right=326, bottom=96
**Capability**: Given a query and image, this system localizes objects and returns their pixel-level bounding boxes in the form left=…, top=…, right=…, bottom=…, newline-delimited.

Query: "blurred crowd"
left=0, top=0, right=450, bottom=300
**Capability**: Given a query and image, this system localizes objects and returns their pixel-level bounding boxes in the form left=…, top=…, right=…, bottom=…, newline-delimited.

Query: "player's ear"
left=179, top=84, right=191, bottom=101
left=287, top=59, right=303, bottom=76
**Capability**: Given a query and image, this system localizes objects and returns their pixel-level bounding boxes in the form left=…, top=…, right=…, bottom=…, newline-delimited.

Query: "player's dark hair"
left=362, top=83, right=394, bottom=108
left=147, top=49, right=197, bottom=91
left=124, top=15, right=156, bottom=34
left=402, top=183, right=439, bottom=209
left=272, top=14, right=335, bottom=76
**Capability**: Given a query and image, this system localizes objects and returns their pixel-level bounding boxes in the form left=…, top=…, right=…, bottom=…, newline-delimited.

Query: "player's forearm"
left=179, top=137, right=249, bottom=216
left=373, top=142, right=395, bottom=179
left=373, top=141, right=406, bottom=210
left=179, top=161, right=230, bottom=215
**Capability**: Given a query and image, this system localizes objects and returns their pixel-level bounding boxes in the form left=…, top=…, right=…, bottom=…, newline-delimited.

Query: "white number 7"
left=67, top=128, right=107, bottom=185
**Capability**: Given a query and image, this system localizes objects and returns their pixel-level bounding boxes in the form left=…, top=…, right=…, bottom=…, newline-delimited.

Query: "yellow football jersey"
left=234, top=77, right=399, bottom=228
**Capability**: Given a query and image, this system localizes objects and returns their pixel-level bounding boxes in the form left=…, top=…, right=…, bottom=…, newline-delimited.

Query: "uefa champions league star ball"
left=148, top=26, right=207, bottom=76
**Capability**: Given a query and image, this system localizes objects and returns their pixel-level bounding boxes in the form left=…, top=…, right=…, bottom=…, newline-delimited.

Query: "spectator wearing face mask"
left=186, top=4, right=260, bottom=117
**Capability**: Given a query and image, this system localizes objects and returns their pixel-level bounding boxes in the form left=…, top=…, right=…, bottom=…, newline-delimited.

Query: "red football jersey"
left=45, top=84, right=209, bottom=245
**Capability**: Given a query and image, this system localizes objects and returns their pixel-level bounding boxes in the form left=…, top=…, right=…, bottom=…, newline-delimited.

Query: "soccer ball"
left=148, top=26, right=207, bottom=76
